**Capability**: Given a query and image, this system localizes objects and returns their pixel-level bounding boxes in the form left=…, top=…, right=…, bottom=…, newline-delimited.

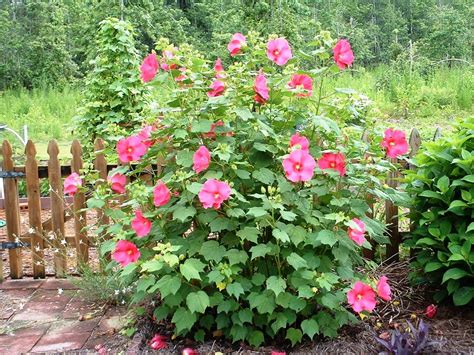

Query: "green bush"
left=84, top=31, right=399, bottom=348
left=405, top=117, right=474, bottom=306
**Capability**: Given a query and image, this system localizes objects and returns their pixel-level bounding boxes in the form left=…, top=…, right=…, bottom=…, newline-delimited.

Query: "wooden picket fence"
left=0, top=128, right=440, bottom=280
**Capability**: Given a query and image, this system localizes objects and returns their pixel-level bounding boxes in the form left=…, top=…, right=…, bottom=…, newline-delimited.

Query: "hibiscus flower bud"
left=425, top=304, right=437, bottom=318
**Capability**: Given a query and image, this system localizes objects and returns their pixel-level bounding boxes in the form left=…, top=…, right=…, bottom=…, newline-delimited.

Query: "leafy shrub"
left=88, top=31, right=399, bottom=347
left=74, top=18, right=149, bottom=153
left=405, top=117, right=474, bottom=305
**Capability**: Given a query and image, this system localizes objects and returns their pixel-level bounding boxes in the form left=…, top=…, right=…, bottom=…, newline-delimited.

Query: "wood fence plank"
left=94, top=139, right=109, bottom=241
left=2, top=140, right=23, bottom=278
left=71, top=140, right=88, bottom=265
left=386, top=157, right=400, bottom=262
left=48, top=140, right=67, bottom=277
left=408, top=128, right=422, bottom=259
left=25, top=141, right=45, bottom=278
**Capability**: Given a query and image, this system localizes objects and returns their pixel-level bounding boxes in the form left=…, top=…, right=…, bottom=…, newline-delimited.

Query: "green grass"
left=325, top=65, right=474, bottom=138
left=0, top=86, right=81, bottom=143
left=0, top=66, right=472, bottom=152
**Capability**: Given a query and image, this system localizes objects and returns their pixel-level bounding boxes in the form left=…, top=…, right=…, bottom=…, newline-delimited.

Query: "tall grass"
left=325, top=65, right=473, bottom=137
left=0, top=66, right=471, bottom=144
left=0, top=86, right=81, bottom=142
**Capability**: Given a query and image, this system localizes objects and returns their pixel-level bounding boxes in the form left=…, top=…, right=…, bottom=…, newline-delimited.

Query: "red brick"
left=41, top=278, right=80, bottom=290
left=62, top=300, right=105, bottom=319
left=31, top=331, right=91, bottom=352
left=30, top=289, right=76, bottom=303
left=0, top=279, right=43, bottom=290
left=0, top=334, right=42, bottom=353
left=11, top=307, right=62, bottom=322
left=0, top=288, right=35, bottom=299
left=48, top=318, right=100, bottom=334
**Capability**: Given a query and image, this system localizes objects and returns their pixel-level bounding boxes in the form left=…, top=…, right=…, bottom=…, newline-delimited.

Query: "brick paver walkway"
left=0, top=279, right=129, bottom=353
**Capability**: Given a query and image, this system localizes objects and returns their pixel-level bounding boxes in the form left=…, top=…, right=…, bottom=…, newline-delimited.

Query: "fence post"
left=94, top=138, right=109, bottom=237
left=71, top=140, right=88, bottom=266
left=25, top=141, right=45, bottom=278
left=361, top=130, right=375, bottom=260
left=385, top=157, right=400, bottom=262
left=408, top=129, right=422, bottom=258
left=48, top=140, right=67, bottom=277
left=2, top=140, right=23, bottom=278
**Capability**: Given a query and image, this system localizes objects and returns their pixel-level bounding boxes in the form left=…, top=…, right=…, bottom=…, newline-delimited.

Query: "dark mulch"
left=129, top=260, right=474, bottom=354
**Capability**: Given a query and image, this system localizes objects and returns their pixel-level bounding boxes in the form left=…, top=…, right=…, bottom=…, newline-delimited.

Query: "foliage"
left=74, top=18, right=149, bottom=152
left=405, top=117, right=474, bottom=306
left=375, top=320, right=442, bottom=354
left=0, top=1, right=472, bottom=90
left=85, top=31, right=400, bottom=347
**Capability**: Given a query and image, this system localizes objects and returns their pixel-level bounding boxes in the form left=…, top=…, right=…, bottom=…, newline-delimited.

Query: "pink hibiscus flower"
left=198, top=179, right=232, bottom=209
left=348, top=218, right=367, bottom=246
left=282, top=149, right=316, bottom=182
left=131, top=210, right=152, bottom=237
left=160, top=49, right=177, bottom=71
left=214, top=58, right=225, bottom=78
left=347, top=281, right=377, bottom=313
left=207, top=80, right=225, bottom=97
left=193, top=146, right=211, bottom=173
left=153, top=181, right=171, bottom=207
left=377, top=276, right=392, bottom=301
left=289, top=133, right=309, bottom=152
left=112, top=240, right=140, bottom=267
left=175, top=67, right=187, bottom=82
left=317, top=152, right=347, bottom=176
left=64, top=173, right=82, bottom=196
left=288, top=74, right=313, bottom=97
left=254, top=72, right=270, bottom=104
left=116, top=136, right=148, bottom=163
left=138, top=125, right=156, bottom=148
left=381, top=128, right=409, bottom=158
left=333, top=39, right=354, bottom=70
left=150, top=334, right=167, bottom=350
left=140, top=53, right=159, bottom=82
left=227, top=33, right=246, bottom=56
left=267, top=38, right=292, bottom=66
left=108, top=173, right=126, bottom=194
left=182, top=348, right=198, bottom=355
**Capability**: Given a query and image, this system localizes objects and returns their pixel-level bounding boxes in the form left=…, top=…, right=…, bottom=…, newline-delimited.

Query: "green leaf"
left=234, top=107, right=253, bottom=121
left=230, top=324, right=248, bottom=342
left=462, top=175, right=474, bottom=183
left=442, top=268, right=470, bottom=284
left=186, top=291, right=210, bottom=314
left=436, top=176, right=450, bottom=193
left=186, top=182, right=202, bottom=195
left=154, top=275, right=181, bottom=298
left=287, top=252, right=308, bottom=270
left=171, top=307, right=197, bottom=333
left=301, top=318, right=319, bottom=339
left=273, top=228, right=290, bottom=243
left=239, top=309, right=253, bottom=324
left=176, top=150, right=194, bottom=167
left=237, top=227, right=260, bottom=243
left=210, top=217, right=233, bottom=232
left=250, top=244, right=272, bottom=259
left=467, top=222, right=474, bottom=233
left=448, top=200, right=468, bottom=211
left=200, top=241, right=225, bottom=262
left=140, top=259, right=163, bottom=272
left=180, top=258, right=205, bottom=281
left=271, top=312, right=289, bottom=333
left=191, top=119, right=213, bottom=132
left=87, top=198, right=105, bottom=209
left=253, top=168, right=275, bottom=185
left=173, top=206, right=196, bottom=222
left=424, top=262, right=443, bottom=272
left=266, top=276, right=286, bottom=297
left=248, top=207, right=268, bottom=218
left=286, top=328, right=303, bottom=346
left=453, top=287, right=474, bottom=306
left=248, top=330, right=264, bottom=347
left=226, top=282, right=245, bottom=300
left=226, top=249, right=249, bottom=265
left=280, top=210, right=297, bottom=221
left=235, top=169, right=251, bottom=179
left=316, top=230, right=337, bottom=246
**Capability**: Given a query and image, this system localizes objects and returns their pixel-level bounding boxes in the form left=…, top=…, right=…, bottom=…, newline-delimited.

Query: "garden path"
left=0, top=278, right=133, bottom=353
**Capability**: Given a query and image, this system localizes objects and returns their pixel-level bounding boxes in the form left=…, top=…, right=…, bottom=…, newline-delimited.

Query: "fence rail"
left=0, top=129, right=439, bottom=280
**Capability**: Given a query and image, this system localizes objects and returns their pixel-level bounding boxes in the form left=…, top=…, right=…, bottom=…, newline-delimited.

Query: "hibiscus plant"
left=82, top=31, right=410, bottom=347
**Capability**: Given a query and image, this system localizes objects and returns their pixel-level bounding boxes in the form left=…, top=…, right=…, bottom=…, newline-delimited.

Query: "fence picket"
left=94, top=139, right=109, bottom=238
left=48, top=140, right=67, bottom=277
left=25, top=141, right=45, bottom=278
left=385, top=157, right=400, bottom=262
left=71, top=140, right=88, bottom=266
left=2, top=140, right=23, bottom=279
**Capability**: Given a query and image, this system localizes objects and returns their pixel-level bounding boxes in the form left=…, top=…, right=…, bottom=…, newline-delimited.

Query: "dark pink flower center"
left=214, top=193, right=220, bottom=200
left=274, top=50, right=280, bottom=56
left=330, top=162, right=336, bottom=168
left=294, top=163, right=301, bottom=171
left=389, top=140, right=396, bottom=146
left=357, top=294, right=362, bottom=300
